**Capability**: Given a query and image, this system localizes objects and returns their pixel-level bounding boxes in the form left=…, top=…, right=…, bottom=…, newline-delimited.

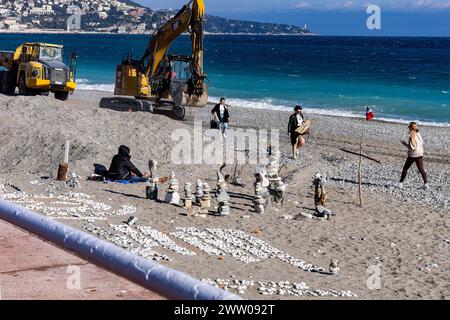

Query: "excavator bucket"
left=171, top=82, right=208, bottom=107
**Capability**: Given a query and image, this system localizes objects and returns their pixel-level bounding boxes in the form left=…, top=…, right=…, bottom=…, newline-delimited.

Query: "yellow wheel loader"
left=114, top=0, right=207, bottom=120
left=0, top=42, right=77, bottom=101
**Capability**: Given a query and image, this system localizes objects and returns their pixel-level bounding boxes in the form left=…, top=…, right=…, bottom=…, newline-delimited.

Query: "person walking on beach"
left=288, top=105, right=307, bottom=159
left=211, top=97, right=230, bottom=138
left=399, top=122, right=428, bottom=190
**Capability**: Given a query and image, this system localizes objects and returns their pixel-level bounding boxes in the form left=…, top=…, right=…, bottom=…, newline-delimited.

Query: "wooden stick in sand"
left=57, top=140, right=70, bottom=181
left=358, top=131, right=364, bottom=207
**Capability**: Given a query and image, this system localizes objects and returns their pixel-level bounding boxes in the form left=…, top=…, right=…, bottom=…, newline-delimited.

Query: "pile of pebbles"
left=172, top=227, right=326, bottom=273
left=201, top=278, right=355, bottom=298
left=172, top=227, right=259, bottom=263
left=136, top=225, right=196, bottom=256
left=325, top=162, right=450, bottom=211
left=2, top=192, right=111, bottom=222
left=201, top=278, right=255, bottom=295
left=83, top=223, right=169, bottom=261
left=3, top=190, right=140, bottom=221
left=256, top=281, right=355, bottom=297
left=171, top=229, right=224, bottom=256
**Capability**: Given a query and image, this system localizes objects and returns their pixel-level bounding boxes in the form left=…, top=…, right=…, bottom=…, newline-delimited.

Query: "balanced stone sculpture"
left=202, top=183, right=212, bottom=208
left=270, top=177, right=286, bottom=205
left=164, top=171, right=180, bottom=205
left=216, top=171, right=230, bottom=216
left=253, top=193, right=265, bottom=214
left=194, top=179, right=204, bottom=204
left=148, top=159, right=158, bottom=178
left=183, top=182, right=193, bottom=210
left=146, top=159, right=159, bottom=200
left=313, top=172, right=332, bottom=218
left=266, top=155, right=280, bottom=179
left=254, top=167, right=271, bottom=208
left=146, top=179, right=158, bottom=200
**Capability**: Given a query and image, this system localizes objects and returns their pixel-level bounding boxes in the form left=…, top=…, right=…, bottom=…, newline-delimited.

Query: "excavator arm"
left=114, top=0, right=208, bottom=113
left=140, top=0, right=205, bottom=81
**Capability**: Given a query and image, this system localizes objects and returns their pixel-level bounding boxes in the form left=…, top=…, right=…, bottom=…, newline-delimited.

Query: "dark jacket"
left=211, top=103, right=230, bottom=123
left=107, top=145, right=143, bottom=181
left=288, top=113, right=305, bottom=134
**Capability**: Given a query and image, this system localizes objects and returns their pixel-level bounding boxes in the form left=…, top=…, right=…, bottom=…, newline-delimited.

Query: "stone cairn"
left=329, top=259, right=339, bottom=275
left=253, top=166, right=271, bottom=210
left=65, top=172, right=81, bottom=188
left=146, top=159, right=158, bottom=200
left=164, top=171, right=180, bottom=205
left=266, top=154, right=286, bottom=205
left=183, top=182, right=193, bottom=210
left=199, top=182, right=212, bottom=216
left=313, top=172, right=332, bottom=219
left=216, top=171, right=230, bottom=216
left=194, top=179, right=204, bottom=205
left=253, top=182, right=265, bottom=214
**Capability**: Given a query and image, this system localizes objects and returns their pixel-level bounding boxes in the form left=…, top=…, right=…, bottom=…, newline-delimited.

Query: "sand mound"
left=0, top=94, right=181, bottom=176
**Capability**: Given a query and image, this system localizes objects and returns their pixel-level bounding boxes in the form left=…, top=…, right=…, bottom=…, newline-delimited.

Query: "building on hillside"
left=99, top=11, right=108, bottom=20
left=30, top=5, right=55, bottom=15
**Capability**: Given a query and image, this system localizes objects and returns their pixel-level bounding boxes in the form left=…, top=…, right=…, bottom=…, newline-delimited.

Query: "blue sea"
left=1, top=34, right=450, bottom=125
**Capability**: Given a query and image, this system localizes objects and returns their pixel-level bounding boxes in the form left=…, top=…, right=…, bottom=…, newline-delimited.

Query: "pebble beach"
left=0, top=90, right=449, bottom=299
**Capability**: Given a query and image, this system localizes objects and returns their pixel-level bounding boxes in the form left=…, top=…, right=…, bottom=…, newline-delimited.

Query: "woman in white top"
left=211, top=97, right=230, bottom=138
left=400, top=122, right=428, bottom=190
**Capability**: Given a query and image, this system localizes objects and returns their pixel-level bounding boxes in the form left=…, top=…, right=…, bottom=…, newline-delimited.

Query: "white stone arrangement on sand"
left=202, top=278, right=355, bottom=298
left=83, top=223, right=170, bottom=261
left=2, top=191, right=137, bottom=221
left=171, top=227, right=326, bottom=273
left=136, top=225, right=196, bottom=256
left=171, top=227, right=259, bottom=263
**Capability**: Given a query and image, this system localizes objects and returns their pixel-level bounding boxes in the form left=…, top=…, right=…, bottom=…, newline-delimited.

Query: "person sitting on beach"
left=107, top=145, right=148, bottom=183
left=211, top=97, right=230, bottom=138
left=288, top=105, right=308, bottom=159
left=399, top=122, right=428, bottom=190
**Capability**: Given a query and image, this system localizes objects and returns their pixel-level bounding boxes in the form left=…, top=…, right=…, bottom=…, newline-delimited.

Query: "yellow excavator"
left=114, top=0, right=207, bottom=120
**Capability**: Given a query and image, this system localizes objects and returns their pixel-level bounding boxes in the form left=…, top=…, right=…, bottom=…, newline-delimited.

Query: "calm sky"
left=137, top=0, right=450, bottom=36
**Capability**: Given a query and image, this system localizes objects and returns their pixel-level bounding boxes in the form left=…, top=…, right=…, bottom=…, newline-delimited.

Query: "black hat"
left=294, top=105, right=303, bottom=111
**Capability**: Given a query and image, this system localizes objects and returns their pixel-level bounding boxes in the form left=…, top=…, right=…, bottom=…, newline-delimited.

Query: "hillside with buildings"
left=0, top=0, right=312, bottom=35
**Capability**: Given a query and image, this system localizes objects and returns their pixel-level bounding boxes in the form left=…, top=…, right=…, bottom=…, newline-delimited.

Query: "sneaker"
left=223, top=133, right=227, bottom=138
left=398, top=182, right=403, bottom=189
left=424, top=183, right=429, bottom=190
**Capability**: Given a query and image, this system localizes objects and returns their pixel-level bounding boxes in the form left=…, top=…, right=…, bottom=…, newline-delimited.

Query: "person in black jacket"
left=288, top=105, right=307, bottom=159
left=107, top=145, right=147, bottom=182
left=211, top=97, right=230, bottom=138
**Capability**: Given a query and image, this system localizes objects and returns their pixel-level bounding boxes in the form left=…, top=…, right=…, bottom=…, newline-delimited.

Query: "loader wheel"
left=172, top=105, right=185, bottom=120
left=18, top=74, right=35, bottom=96
left=55, top=91, right=69, bottom=101
left=1, top=71, right=16, bottom=95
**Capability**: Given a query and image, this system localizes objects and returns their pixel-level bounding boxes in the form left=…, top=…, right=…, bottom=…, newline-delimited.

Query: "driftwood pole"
left=358, top=116, right=368, bottom=207
left=358, top=134, right=364, bottom=207
left=57, top=139, right=70, bottom=181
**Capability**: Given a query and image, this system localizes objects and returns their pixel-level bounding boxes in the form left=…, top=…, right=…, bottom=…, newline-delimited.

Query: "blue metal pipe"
left=0, top=199, right=241, bottom=300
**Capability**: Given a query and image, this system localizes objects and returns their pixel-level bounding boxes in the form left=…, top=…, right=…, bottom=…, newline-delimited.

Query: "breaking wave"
left=77, top=85, right=450, bottom=127
left=77, top=83, right=115, bottom=92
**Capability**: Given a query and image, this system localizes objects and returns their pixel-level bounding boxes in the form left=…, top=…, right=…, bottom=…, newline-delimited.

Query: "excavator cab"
left=162, top=54, right=207, bottom=108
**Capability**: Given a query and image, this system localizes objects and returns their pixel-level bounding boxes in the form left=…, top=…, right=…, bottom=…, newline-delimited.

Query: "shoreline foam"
left=75, top=86, right=450, bottom=128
